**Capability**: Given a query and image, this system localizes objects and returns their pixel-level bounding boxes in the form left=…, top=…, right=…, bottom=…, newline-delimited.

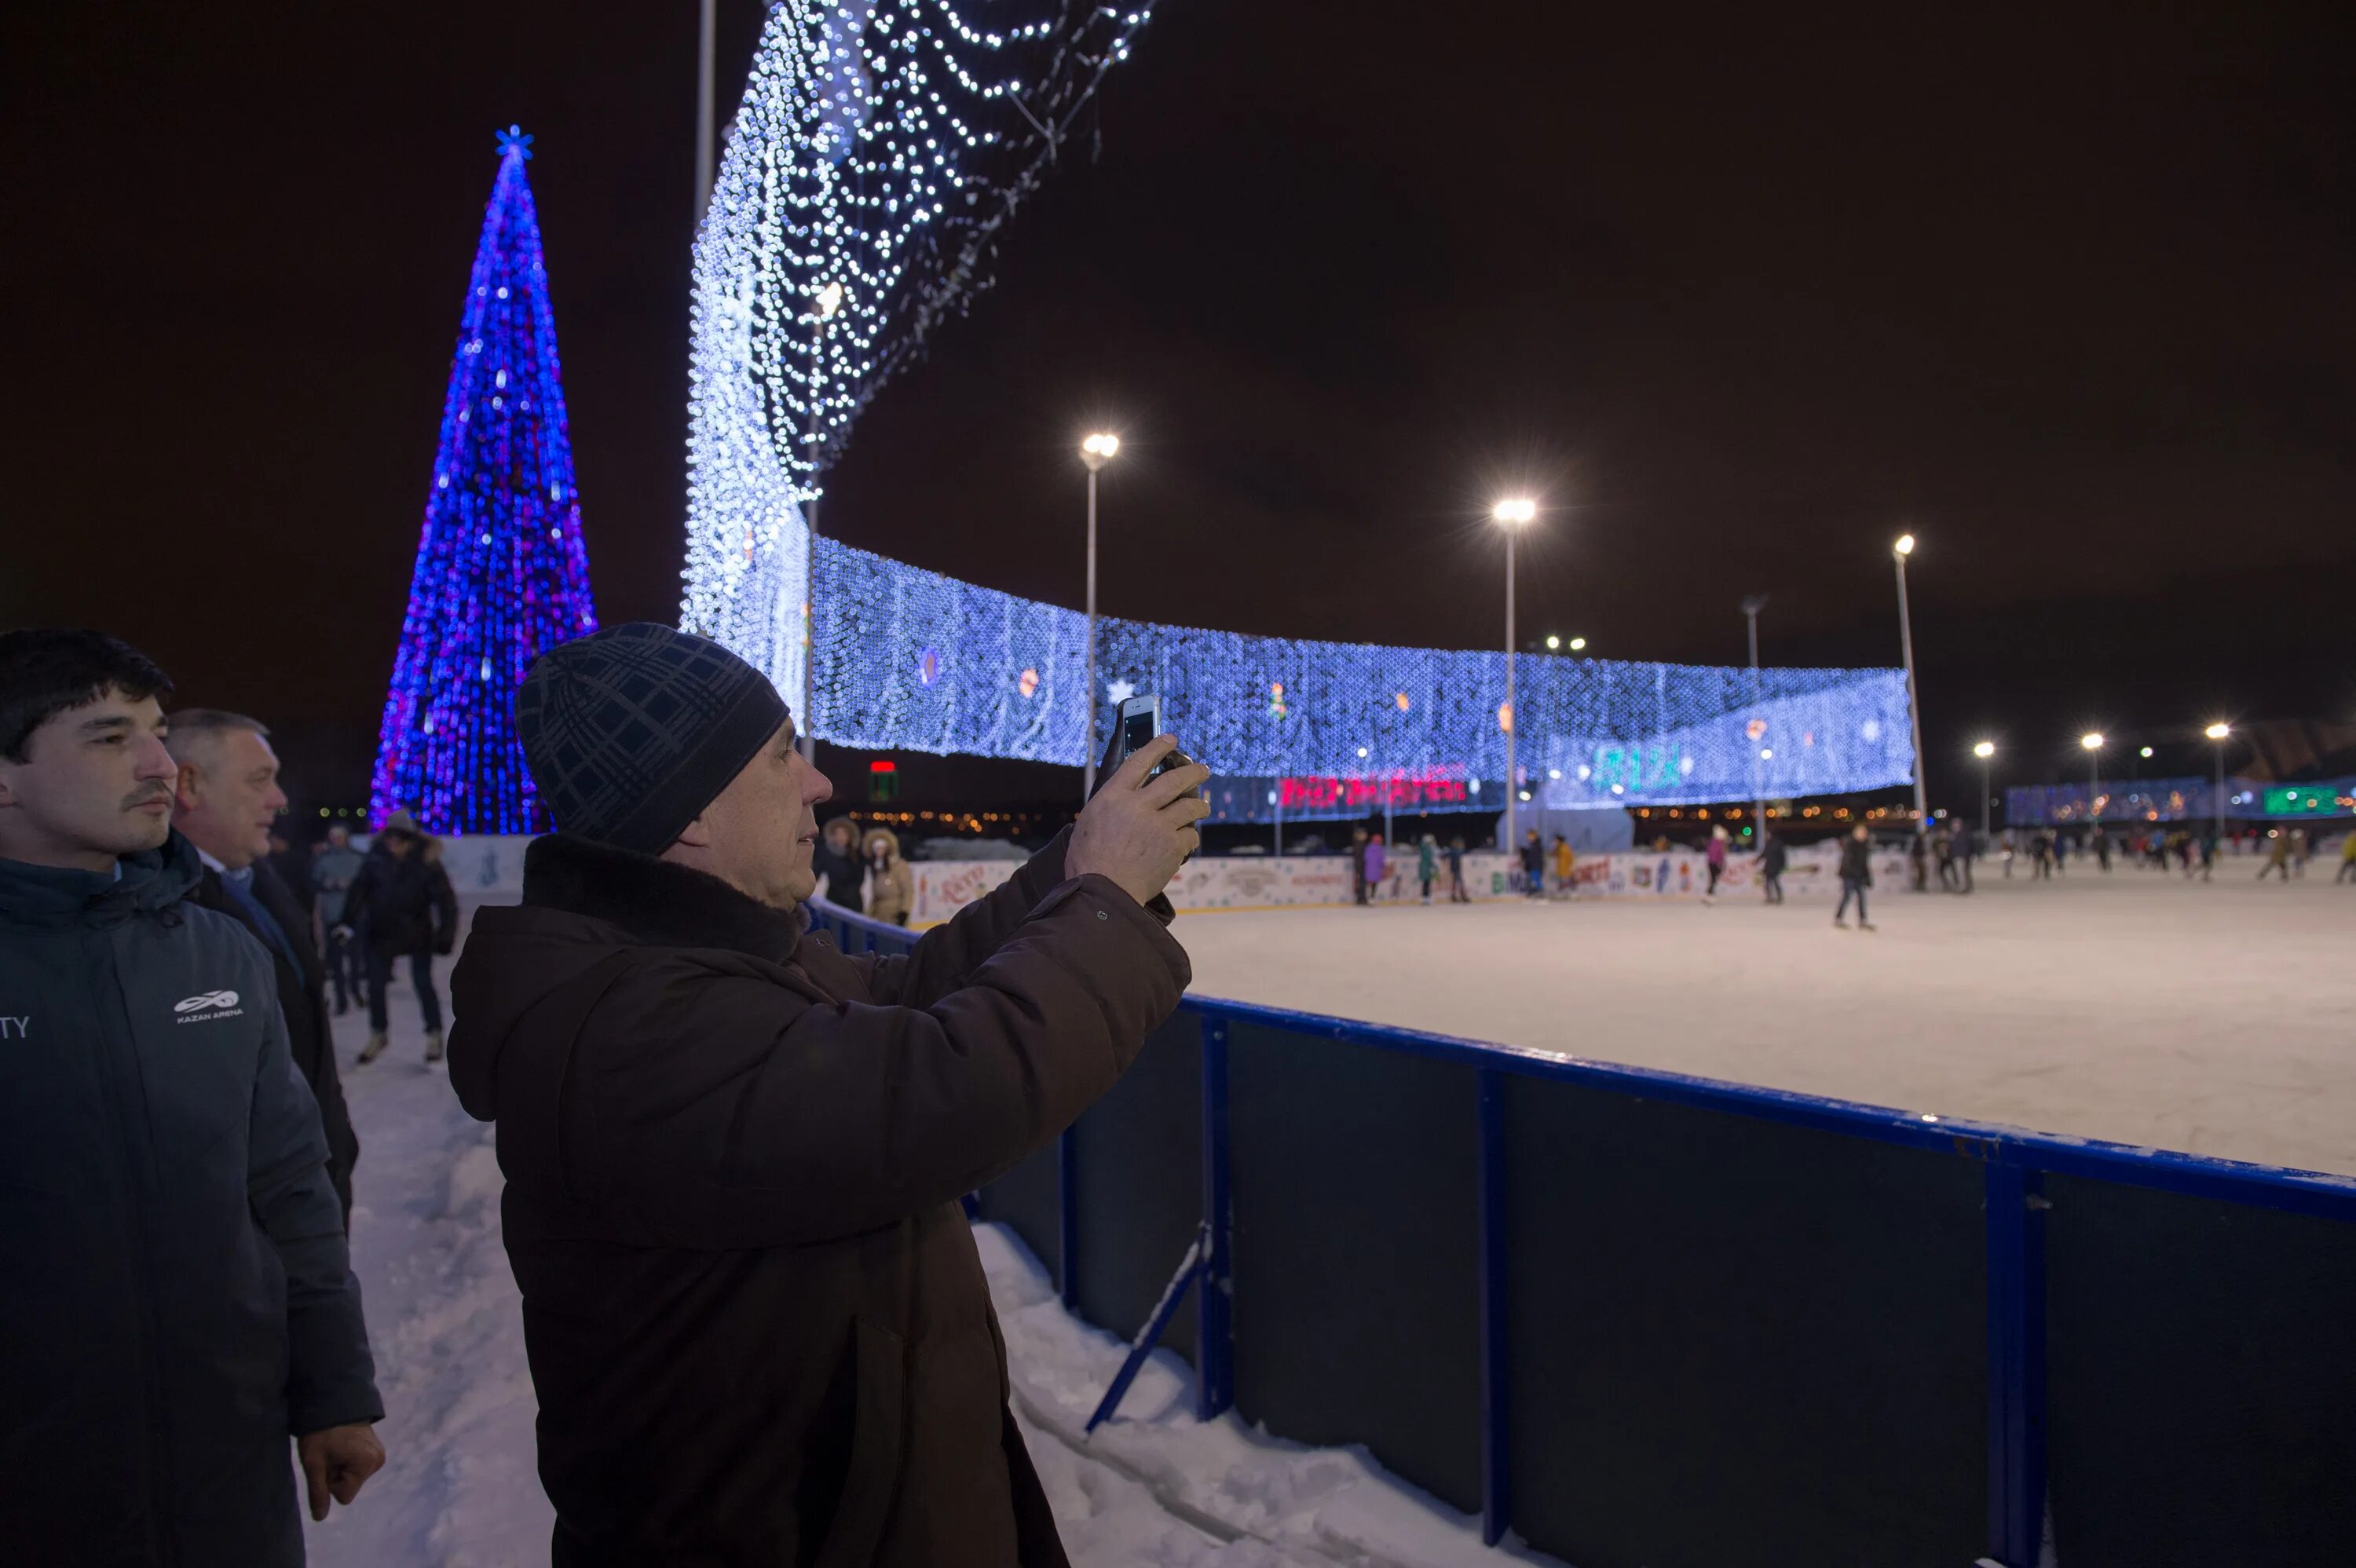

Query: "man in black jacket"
left=452, top=623, right=1204, bottom=1566
left=338, top=809, right=458, bottom=1064
left=170, top=707, right=361, bottom=1218
left=0, top=630, right=383, bottom=1565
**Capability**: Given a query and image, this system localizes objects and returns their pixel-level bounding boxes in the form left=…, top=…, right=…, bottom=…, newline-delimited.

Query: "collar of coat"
left=521, top=833, right=805, bottom=963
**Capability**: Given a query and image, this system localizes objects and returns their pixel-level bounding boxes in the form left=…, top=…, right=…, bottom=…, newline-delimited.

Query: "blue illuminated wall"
left=371, top=128, right=598, bottom=833
left=803, top=538, right=1914, bottom=810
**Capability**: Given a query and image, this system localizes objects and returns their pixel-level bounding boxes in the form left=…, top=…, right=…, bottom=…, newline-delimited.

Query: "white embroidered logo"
left=174, top=990, right=243, bottom=1025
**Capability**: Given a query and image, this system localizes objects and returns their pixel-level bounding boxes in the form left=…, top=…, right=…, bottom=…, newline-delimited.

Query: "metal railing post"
left=1196, top=1014, right=1234, bottom=1420
left=1477, top=1067, right=1512, bottom=1547
left=1985, top=1162, right=2049, bottom=1567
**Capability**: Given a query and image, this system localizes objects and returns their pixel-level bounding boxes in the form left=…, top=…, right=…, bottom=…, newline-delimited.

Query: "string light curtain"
left=807, top=538, right=1915, bottom=813
left=370, top=127, right=598, bottom=833
left=681, top=1, right=1153, bottom=705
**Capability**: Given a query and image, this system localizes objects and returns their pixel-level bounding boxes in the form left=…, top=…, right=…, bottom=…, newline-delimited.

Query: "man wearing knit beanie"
left=449, top=622, right=1205, bottom=1567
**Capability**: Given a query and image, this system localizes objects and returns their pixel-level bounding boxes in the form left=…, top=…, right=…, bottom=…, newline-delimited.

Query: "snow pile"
left=979, top=1226, right=1562, bottom=1568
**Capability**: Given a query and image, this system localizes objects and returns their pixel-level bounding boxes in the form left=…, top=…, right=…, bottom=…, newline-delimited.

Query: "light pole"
left=2206, top=722, right=2230, bottom=846
left=1743, top=594, right=1769, bottom=844
left=1974, top=740, right=1996, bottom=840
left=1493, top=498, right=1537, bottom=851
left=799, top=281, right=844, bottom=762
left=2080, top=733, right=2105, bottom=832
left=695, top=0, right=717, bottom=223
left=1079, top=433, right=1120, bottom=799
left=1892, top=534, right=1929, bottom=833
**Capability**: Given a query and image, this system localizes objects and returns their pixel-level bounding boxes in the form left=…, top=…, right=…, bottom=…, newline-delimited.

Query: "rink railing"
left=805, top=897, right=2356, bottom=1568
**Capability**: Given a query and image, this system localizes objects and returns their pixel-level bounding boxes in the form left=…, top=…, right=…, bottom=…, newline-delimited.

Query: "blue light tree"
left=371, top=126, right=598, bottom=833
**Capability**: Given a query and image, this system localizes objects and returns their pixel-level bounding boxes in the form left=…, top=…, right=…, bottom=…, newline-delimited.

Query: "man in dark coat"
left=338, top=809, right=458, bottom=1063
left=810, top=813, right=865, bottom=910
left=170, top=707, right=361, bottom=1218
left=450, top=622, right=1203, bottom=1568
left=1835, top=822, right=1877, bottom=930
left=0, top=630, right=384, bottom=1565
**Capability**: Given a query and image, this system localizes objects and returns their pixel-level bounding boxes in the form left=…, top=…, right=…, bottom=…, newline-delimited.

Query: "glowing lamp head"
left=1893, top=533, right=1916, bottom=557
left=814, top=281, right=844, bottom=319
left=1080, top=432, right=1121, bottom=471
left=1974, top=740, right=1996, bottom=759
left=2080, top=733, right=2104, bottom=751
left=2205, top=722, right=2230, bottom=740
left=1492, top=497, right=1537, bottom=526
left=1544, top=634, right=1560, bottom=650
left=1568, top=636, right=1586, bottom=652
left=2139, top=746, right=2153, bottom=759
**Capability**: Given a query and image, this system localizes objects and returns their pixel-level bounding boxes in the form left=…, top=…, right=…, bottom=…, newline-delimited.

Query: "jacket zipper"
left=90, top=928, right=178, bottom=1566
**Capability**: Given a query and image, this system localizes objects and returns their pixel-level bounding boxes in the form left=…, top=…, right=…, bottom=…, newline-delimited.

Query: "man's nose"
left=807, top=766, right=834, bottom=807
left=137, top=738, right=178, bottom=780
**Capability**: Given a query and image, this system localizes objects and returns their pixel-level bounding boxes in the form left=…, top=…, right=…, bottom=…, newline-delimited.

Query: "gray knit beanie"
left=516, top=623, right=788, bottom=854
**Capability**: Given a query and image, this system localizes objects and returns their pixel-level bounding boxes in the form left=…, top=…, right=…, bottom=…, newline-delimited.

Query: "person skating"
left=1446, top=835, right=1469, bottom=902
left=0, top=630, right=385, bottom=1563
left=1834, top=823, right=1875, bottom=930
left=171, top=707, right=362, bottom=1221
left=310, top=821, right=366, bottom=1014
left=1759, top=828, right=1787, bottom=903
left=1704, top=824, right=1728, bottom=903
left=1349, top=824, right=1370, bottom=905
left=863, top=824, right=915, bottom=925
left=2094, top=826, right=2113, bottom=872
left=448, top=622, right=1200, bottom=1567
left=810, top=816, right=865, bottom=911
left=1933, top=825, right=1958, bottom=890
left=1908, top=829, right=1929, bottom=891
left=1519, top=828, right=1546, bottom=899
left=339, top=809, right=459, bottom=1063
left=1363, top=829, right=1388, bottom=903
left=1952, top=821, right=1976, bottom=894
left=2336, top=831, right=2356, bottom=883
left=2259, top=831, right=2292, bottom=882
left=1418, top=832, right=1438, bottom=904
left=1552, top=832, right=1575, bottom=900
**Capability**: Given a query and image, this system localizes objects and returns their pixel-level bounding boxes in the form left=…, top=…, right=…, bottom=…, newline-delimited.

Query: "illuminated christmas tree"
left=371, top=126, right=598, bottom=833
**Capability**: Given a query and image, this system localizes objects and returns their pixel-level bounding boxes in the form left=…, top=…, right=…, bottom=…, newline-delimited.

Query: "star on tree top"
left=496, top=125, right=534, bottom=160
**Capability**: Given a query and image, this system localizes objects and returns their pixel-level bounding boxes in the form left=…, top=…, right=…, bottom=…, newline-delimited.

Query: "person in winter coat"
left=310, top=821, right=367, bottom=1013
left=450, top=622, right=1201, bottom=1568
left=811, top=815, right=865, bottom=910
left=1835, top=823, right=1876, bottom=930
left=864, top=824, right=916, bottom=925
left=338, top=810, right=459, bottom=1063
left=1704, top=824, right=1729, bottom=903
left=1418, top=832, right=1438, bottom=905
left=1759, top=829, right=1788, bottom=903
left=1447, top=835, right=1469, bottom=902
left=170, top=707, right=361, bottom=1220
left=2259, top=832, right=2293, bottom=881
left=1363, top=830, right=1387, bottom=903
left=1551, top=833, right=1574, bottom=900
left=1348, top=825, right=1370, bottom=905
left=1519, top=828, right=1546, bottom=899
left=0, top=630, right=384, bottom=1565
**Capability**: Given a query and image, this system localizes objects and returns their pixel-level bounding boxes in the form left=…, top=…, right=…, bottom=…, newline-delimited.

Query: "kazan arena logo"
left=175, top=990, right=243, bottom=1023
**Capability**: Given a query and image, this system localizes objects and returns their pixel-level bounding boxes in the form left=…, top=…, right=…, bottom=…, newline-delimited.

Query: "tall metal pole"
left=695, top=0, right=717, bottom=224
left=1504, top=528, right=1517, bottom=853
left=1744, top=597, right=1767, bottom=843
left=1082, top=466, right=1099, bottom=802
left=1894, top=549, right=1929, bottom=832
left=2214, top=741, right=2226, bottom=847
left=800, top=309, right=822, bottom=763
left=1981, top=755, right=1992, bottom=842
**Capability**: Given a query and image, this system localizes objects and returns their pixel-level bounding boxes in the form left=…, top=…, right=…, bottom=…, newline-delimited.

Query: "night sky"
left=6, top=2, right=2353, bottom=810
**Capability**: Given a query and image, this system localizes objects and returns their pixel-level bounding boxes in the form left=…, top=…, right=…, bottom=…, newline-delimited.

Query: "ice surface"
left=1178, top=857, right=2356, bottom=1175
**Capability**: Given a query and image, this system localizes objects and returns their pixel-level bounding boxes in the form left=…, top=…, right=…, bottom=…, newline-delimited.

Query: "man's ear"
left=174, top=761, right=204, bottom=811
left=672, top=812, right=714, bottom=850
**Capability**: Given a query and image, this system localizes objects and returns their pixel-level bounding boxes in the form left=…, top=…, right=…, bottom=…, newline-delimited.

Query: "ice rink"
left=1178, top=860, right=2356, bottom=1176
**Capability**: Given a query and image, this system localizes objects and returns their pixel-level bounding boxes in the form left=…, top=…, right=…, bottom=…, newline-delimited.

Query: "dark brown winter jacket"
left=447, top=828, right=1189, bottom=1568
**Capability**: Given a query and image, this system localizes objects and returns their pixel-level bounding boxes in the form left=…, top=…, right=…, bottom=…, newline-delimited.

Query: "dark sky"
left=5, top=2, right=2353, bottom=806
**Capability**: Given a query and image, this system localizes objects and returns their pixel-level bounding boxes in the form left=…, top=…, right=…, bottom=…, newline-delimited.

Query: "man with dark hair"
left=337, top=808, right=458, bottom=1064
left=0, top=629, right=384, bottom=1564
left=450, top=622, right=1202, bottom=1567
left=311, top=821, right=366, bottom=1012
left=171, top=707, right=362, bottom=1219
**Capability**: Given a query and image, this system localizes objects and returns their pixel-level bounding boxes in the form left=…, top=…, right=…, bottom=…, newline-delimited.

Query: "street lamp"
left=1079, top=433, right=1121, bottom=799
left=1892, top=535, right=1929, bottom=832
left=1493, top=497, right=1538, bottom=850
left=797, top=280, right=847, bottom=761
left=1742, top=594, right=1769, bottom=844
left=2080, top=732, right=2104, bottom=828
left=1545, top=634, right=1560, bottom=651
left=1974, top=740, right=1996, bottom=839
left=1568, top=636, right=1586, bottom=652
left=2205, top=722, right=2231, bottom=846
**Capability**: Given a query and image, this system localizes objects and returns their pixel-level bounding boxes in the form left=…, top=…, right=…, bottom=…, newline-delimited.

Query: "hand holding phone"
left=1072, top=708, right=1210, bottom=904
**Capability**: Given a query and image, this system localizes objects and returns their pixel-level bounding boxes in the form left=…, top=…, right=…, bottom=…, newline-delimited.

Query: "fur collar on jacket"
left=521, top=833, right=804, bottom=963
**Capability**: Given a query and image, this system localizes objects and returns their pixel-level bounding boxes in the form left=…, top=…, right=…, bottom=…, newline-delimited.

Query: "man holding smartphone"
left=449, top=622, right=1207, bottom=1568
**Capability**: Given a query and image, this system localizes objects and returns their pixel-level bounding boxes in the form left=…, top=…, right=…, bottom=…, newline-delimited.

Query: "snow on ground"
left=1179, top=857, right=2356, bottom=1175
left=308, top=914, right=1542, bottom=1566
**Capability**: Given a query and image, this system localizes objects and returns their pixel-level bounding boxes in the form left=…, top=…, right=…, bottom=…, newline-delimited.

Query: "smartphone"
left=1114, top=693, right=1163, bottom=773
